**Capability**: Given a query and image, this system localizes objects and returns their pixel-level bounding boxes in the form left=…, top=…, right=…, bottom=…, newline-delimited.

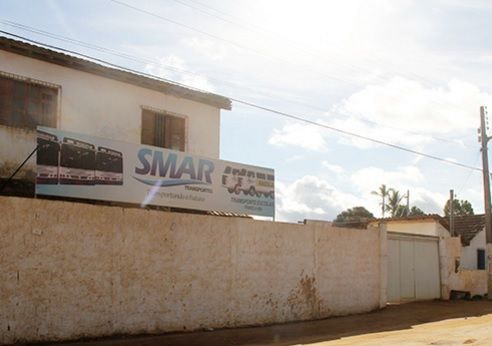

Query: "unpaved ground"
left=46, top=300, right=492, bottom=346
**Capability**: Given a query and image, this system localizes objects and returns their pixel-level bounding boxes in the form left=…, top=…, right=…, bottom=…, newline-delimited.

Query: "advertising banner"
left=35, top=126, right=275, bottom=217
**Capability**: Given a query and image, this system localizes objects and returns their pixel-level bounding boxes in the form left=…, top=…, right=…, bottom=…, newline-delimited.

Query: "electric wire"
left=0, top=31, right=481, bottom=173
left=108, top=0, right=469, bottom=119
left=457, top=150, right=482, bottom=195
left=108, top=0, right=392, bottom=87
left=0, top=21, right=467, bottom=147
left=173, top=0, right=446, bottom=91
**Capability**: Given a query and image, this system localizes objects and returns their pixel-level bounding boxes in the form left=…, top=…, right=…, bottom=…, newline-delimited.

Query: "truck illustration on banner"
left=222, top=165, right=274, bottom=198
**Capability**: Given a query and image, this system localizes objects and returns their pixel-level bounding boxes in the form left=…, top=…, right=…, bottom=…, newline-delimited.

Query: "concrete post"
left=378, top=221, right=388, bottom=308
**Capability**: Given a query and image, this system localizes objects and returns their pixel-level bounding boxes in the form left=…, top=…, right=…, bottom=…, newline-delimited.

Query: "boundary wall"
left=0, top=197, right=385, bottom=344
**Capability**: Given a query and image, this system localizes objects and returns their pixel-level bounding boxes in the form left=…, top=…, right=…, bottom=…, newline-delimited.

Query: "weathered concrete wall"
left=0, top=125, right=36, bottom=196
left=0, top=197, right=384, bottom=344
left=439, top=237, right=487, bottom=299
left=454, top=270, right=488, bottom=296
left=0, top=125, right=36, bottom=180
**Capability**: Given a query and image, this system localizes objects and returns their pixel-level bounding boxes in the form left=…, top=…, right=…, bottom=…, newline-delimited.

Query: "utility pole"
left=406, top=190, right=410, bottom=215
left=449, top=189, right=455, bottom=237
left=479, top=105, right=492, bottom=299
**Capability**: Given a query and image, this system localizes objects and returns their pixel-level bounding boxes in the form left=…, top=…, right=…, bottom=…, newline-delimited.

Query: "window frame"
left=477, top=248, right=486, bottom=270
left=140, top=105, right=188, bottom=151
left=0, top=70, right=61, bottom=129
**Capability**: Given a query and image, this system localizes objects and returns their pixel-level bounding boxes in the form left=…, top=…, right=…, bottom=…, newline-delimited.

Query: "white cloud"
left=324, top=116, right=433, bottom=150
left=268, top=123, right=328, bottom=151
left=321, top=161, right=344, bottom=174
left=285, top=155, right=304, bottom=162
left=144, top=55, right=216, bottom=92
left=350, top=166, right=424, bottom=194
left=409, top=188, right=447, bottom=215
left=268, top=77, right=490, bottom=152
left=182, top=37, right=228, bottom=61
left=349, top=166, right=448, bottom=215
left=275, top=176, right=363, bottom=222
left=335, top=77, right=491, bottom=134
left=437, top=0, right=492, bottom=9
left=275, top=165, right=451, bottom=222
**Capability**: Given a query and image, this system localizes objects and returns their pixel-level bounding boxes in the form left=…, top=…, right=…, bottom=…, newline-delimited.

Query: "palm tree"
left=386, top=189, right=404, bottom=217
left=371, top=184, right=390, bottom=218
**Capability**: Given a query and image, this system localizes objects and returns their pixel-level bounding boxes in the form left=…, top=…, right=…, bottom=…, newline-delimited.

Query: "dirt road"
left=48, top=300, right=492, bottom=346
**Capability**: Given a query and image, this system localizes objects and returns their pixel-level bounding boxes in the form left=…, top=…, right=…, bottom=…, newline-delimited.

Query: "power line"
left=0, top=20, right=264, bottom=94
left=457, top=150, right=481, bottom=195
left=108, top=0, right=378, bottom=87
left=229, top=98, right=481, bottom=172
left=0, top=21, right=466, bottom=147
left=0, top=31, right=480, bottom=172
left=175, top=0, right=447, bottom=93
left=108, top=0, right=469, bottom=121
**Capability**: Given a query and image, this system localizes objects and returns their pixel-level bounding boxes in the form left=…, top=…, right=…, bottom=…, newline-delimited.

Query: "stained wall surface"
left=0, top=197, right=384, bottom=344
left=0, top=126, right=37, bottom=196
left=439, top=237, right=487, bottom=298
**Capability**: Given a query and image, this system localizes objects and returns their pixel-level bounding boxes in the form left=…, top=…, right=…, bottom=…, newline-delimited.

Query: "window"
left=141, top=109, right=185, bottom=151
left=0, top=75, right=57, bottom=129
left=477, top=249, right=486, bottom=270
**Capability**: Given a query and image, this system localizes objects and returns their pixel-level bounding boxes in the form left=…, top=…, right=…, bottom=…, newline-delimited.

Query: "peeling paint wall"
left=439, top=237, right=487, bottom=299
left=0, top=197, right=384, bottom=344
left=0, top=125, right=36, bottom=196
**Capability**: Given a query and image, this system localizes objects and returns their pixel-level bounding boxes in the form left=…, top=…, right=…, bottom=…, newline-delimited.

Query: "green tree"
left=409, top=206, right=426, bottom=216
left=335, top=206, right=375, bottom=223
left=386, top=189, right=404, bottom=217
left=394, top=205, right=426, bottom=217
left=444, top=199, right=474, bottom=216
left=371, top=184, right=390, bottom=218
left=395, top=205, right=408, bottom=217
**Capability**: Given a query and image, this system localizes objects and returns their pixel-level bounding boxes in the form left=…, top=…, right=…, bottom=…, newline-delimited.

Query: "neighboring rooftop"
left=0, top=35, right=231, bottom=110
left=369, top=214, right=450, bottom=231
left=331, top=219, right=372, bottom=229
left=453, top=214, right=485, bottom=246
left=369, top=213, right=484, bottom=246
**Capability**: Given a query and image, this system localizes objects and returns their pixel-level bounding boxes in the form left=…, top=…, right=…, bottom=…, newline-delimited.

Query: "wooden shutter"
left=40, top=86, right=58, bottom=127
left=141, top=109, right=155, bottom=146
left=0, top=76, right=58, bottom=129
left=154, top=113, right=166, bottom=148
left=0, top=76, right=12, bottom=126
left=166, top=116, right=185, bottom=151
left=141, top=110, right=185, bottom=151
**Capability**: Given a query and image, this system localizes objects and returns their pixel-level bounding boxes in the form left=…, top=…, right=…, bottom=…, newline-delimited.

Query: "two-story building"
left=0, top=35, right=231, bottom=196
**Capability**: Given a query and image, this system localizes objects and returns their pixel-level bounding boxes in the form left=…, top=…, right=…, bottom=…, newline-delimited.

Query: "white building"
left=453, top=214, right=487, bottom=270
left=0, top=36, right=231, bottom=195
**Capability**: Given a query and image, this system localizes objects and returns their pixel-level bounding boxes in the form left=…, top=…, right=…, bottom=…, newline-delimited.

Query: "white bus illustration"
left=95, top=146, right=123, bottom=185
left=36, top=130, right=60, bottom=184
left=222, top=166, right=274, bottom=198
left=59, top=137, right=96, bottom=185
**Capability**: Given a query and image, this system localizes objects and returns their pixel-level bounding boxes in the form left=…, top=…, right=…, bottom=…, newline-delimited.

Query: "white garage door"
left=387, top=232, right=441, bottom=302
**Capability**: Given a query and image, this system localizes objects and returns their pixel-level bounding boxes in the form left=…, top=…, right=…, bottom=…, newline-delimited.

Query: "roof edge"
left=0, top=36, right=232, bottom=110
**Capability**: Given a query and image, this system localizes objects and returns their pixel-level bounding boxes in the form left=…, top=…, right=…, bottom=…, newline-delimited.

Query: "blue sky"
left=2, top=0, right=492, bottom=221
